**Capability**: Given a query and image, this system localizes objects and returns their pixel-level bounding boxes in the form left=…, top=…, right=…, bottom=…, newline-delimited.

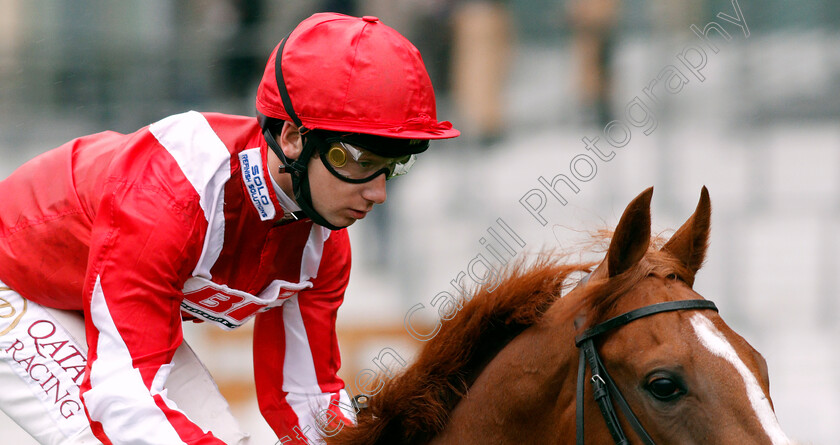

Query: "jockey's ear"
left=661, top=186, right=711, bottom=287
left=606, top=187, right=653, bottom=278
left=278, top=121, right=304, bottom=160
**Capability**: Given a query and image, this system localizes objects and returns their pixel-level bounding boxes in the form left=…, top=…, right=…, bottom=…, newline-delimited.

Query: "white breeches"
left=0, top=284, right=250, bottom=444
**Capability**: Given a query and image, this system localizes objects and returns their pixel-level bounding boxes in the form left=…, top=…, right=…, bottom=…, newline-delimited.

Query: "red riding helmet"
left=256, top=13, right=459, bottom=142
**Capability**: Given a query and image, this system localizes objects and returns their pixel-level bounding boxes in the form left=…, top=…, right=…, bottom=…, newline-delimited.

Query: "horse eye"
left=646, top=377, right=685, bottom=401
left=665, top=273, right=679, bottom=280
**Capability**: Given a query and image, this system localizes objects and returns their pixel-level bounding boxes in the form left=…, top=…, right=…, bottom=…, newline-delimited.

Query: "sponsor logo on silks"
left=180, top=277, right=312, bottom=330
left=239, top=148, right=276, bottom=221
left=0, top=289, right=89, bottom=436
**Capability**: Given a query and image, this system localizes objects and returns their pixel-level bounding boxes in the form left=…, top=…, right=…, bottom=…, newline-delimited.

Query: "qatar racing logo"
left=0, top=290, right=89, bottom=436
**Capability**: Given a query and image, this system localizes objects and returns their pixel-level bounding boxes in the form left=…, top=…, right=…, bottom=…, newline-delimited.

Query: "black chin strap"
left=575, top=299, right=718, bottom=445
left=260, top=33, right=346, bottom=231
left=261, top=125, right=343, bottom=230
left=293, top=136, right=345, bottom=230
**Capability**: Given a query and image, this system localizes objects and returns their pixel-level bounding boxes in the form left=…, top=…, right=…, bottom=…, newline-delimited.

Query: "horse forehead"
left=603, top=309, right=698, bottom=358
left=600, top=286, right=722, bottom=361
left=591, top=278, right=706, bottom=350
left=601, top=305, right=756, bottom=377
left=614, top=276, right=701, bottom=312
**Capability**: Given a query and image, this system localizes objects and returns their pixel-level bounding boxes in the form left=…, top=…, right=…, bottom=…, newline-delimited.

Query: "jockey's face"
left=270, top=122, right=387, bottom=227
left=306, top=148, right=387, bottom=227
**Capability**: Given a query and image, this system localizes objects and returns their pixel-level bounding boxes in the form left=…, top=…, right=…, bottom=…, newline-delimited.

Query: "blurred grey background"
left=1, top=0, right=838, bottom=443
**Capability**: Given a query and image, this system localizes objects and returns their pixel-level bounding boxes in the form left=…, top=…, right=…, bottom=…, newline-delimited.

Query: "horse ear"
left=661, top=186, right=711, bottom=286
left=606, top=187, right=653, bottom=277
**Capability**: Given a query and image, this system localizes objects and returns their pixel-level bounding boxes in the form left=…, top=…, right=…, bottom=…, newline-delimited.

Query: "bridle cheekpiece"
left=574, top=292, right=718, bottom=445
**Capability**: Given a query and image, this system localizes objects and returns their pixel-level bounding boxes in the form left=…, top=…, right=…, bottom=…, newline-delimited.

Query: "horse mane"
left=328, top=233, right=694, bottom=445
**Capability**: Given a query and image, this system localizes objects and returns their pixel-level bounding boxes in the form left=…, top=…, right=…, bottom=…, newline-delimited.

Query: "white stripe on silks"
left=337, top=389, right=357, bottom=423
left=283, top=392, right=333, bottom=445
left=279, top=225, right=328, bottom=391
left=280, top=226, right=339, bottom=439
left=281, top=294, right=322, bottom=394
left=690, top=314, right=792, bottom=445
left=84, top=276, right=193, bottom=444
left=300, top=225, right=330, bottom=283
left=283, top=390, right=355, bottom=444
left=150, top=111, right=230, bottom=279
left=281, top=295, right=331, bottom=443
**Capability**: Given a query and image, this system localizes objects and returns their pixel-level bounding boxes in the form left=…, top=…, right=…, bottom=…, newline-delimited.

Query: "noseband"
left=574, top=298, right=719, bottom=445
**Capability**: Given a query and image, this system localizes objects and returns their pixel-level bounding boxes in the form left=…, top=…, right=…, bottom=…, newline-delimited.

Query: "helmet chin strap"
left=261, top=126, right=346, bottom=230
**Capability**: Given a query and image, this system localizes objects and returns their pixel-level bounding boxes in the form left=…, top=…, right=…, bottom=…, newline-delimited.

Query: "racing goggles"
left=319, top=140, right=418, bottom=183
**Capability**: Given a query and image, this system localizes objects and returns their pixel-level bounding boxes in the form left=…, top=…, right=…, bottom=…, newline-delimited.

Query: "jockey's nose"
left=362, top=174, right=387, bottom=204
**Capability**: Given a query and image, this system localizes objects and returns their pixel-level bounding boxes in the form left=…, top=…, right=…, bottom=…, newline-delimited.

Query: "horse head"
left=554, top=186, right=791, bottom=444
left=328, top=187, right=793, bottom=444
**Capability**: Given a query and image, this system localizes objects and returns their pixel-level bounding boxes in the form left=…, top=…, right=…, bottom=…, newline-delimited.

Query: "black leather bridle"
left=574, top=298, right=719, bottom=445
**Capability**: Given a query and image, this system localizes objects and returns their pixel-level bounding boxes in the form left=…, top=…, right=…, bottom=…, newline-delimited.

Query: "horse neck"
left=432, top=304, right=582, bottom=444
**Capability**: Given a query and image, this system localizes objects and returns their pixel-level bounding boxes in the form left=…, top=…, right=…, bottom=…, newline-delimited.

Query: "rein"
left=574, top=299, right=718, bottom=445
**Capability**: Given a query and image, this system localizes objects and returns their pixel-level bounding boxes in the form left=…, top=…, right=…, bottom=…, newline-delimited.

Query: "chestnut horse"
left=329, top=187, right=792, bottom=444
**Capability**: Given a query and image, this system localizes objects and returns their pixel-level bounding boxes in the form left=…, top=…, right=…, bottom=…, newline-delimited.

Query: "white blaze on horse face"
left=690, top=314, right=792, bottom=445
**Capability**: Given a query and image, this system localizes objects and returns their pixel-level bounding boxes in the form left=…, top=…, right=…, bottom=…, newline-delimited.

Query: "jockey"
left=0, top=13, right=458, bottom=445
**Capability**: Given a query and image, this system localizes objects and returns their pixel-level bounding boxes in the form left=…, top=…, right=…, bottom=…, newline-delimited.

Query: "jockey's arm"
left=80, top=174, right=225, bottom=444
left=253, top=228, right=357, bottom=444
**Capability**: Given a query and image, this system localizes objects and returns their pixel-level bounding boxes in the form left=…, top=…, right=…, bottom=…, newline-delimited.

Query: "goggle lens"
left=323, top=141, right=416, bottom=182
